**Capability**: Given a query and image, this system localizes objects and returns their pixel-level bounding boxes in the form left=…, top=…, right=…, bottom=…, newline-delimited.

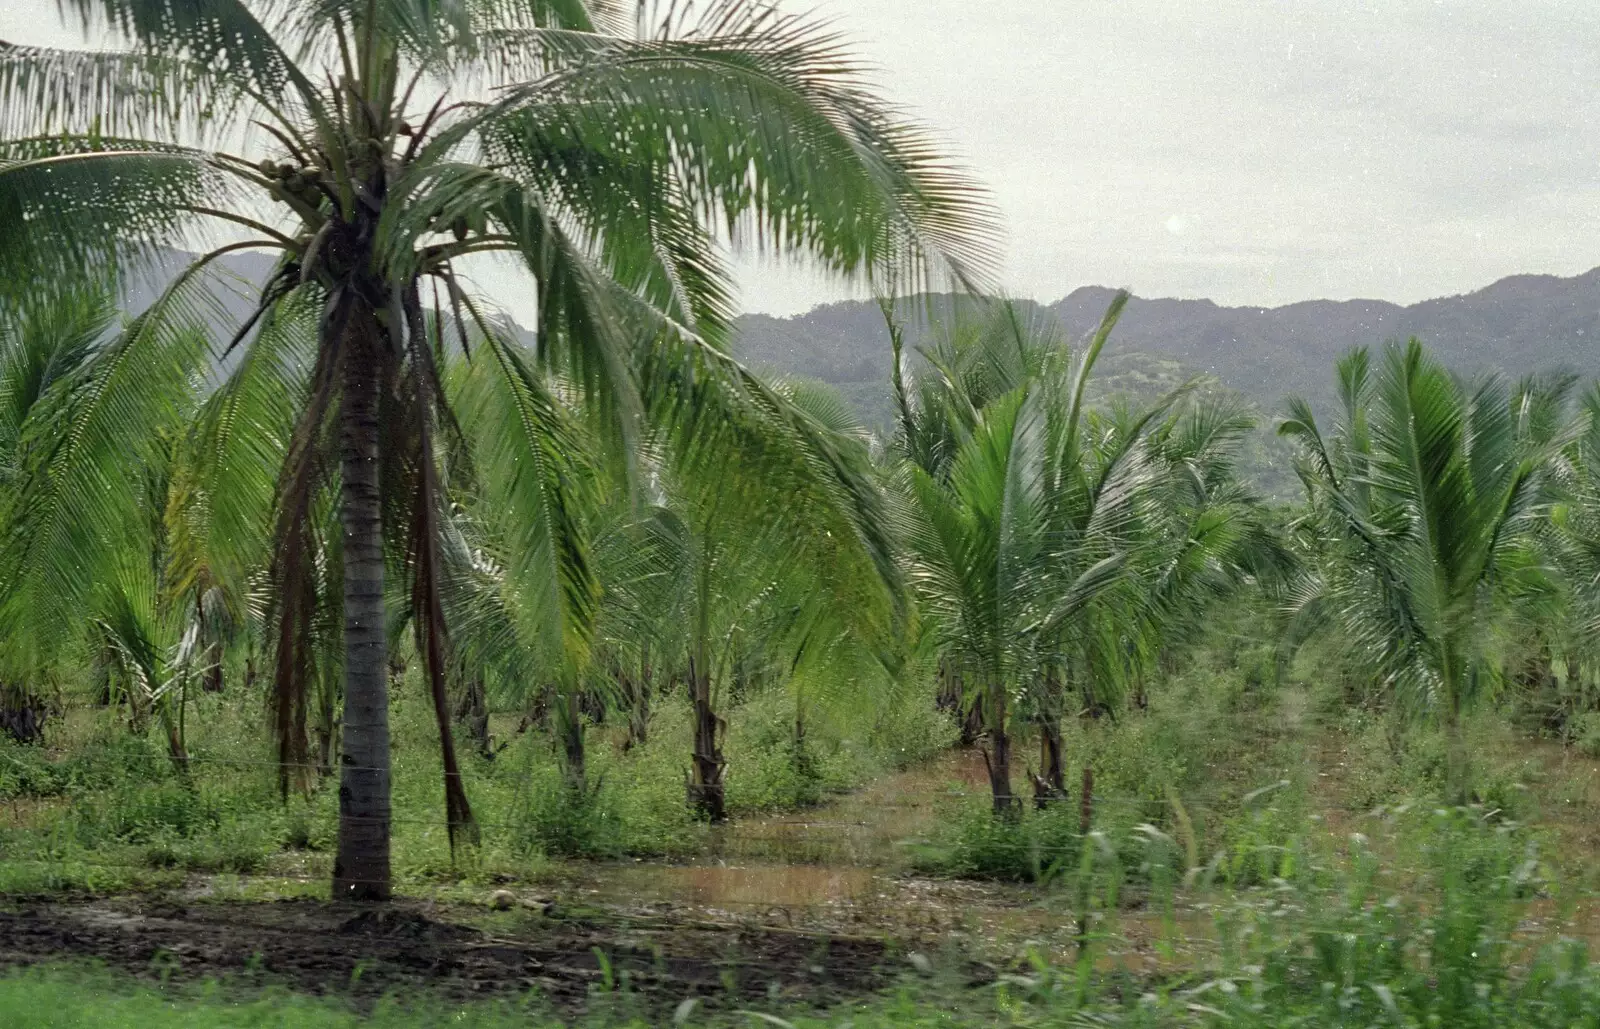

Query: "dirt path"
left=0, top=894, right=894, bottom=1012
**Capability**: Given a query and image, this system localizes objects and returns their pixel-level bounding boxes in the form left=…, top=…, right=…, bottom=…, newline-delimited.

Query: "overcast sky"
left=5, top=0, right=1599, bottom=316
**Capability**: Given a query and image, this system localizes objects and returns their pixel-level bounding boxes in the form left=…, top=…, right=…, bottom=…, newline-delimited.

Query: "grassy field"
left=7, top=620, right=1600, bottom=1027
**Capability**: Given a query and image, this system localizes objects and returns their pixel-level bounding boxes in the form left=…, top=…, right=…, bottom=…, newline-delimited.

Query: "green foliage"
left=1281, top=341, right=1569, bottom=798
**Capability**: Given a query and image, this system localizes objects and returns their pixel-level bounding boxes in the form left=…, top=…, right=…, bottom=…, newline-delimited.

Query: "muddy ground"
left=0, top=895, right=906, bottom=1012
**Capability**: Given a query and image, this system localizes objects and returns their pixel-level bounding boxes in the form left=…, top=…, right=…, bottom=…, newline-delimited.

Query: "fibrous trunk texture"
left=333, top=320, right=392, bottom=902
left=561, top=691, right=586, bottom=796
left=1036, top=714, right=1065, bottom=810
left=457, top=675, right=492, bottom=760
left=687, top=656, right=725, bottom=821
left=620, top=653, right=652, bottom=752
left=984, top=684, right=1017, bottom=817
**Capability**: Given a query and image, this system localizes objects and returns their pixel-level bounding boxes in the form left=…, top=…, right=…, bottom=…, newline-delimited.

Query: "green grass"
left=7, top=831, right=1600, bottom=1029
left=10, top=614, right=1600, bottom=1027
left=0, top=668, right=956, bottom=892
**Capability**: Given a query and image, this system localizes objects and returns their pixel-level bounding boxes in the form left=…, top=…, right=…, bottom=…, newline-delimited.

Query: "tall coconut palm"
left=0, top=0, right=994, bottom=898
left=1280, top=341, right=1564, bottom=801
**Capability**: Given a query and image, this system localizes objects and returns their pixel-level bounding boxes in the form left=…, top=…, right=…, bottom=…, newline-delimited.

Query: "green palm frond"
left=452, top=325, right=598, bottom=673
left=186, top=287, right=320, bottom=591
left=0, top=269, right=222, bottom=659
left=1281, top=339, right=1562, bottom=732
left=58, top=0, right=317, bottom=111
left=487, top=0, right=998, bottom=294
left=0, top=138, right=233, bottom=296
left=0, top=289, right=118, bottom=482
left=0, top=42, right=237, bottom=139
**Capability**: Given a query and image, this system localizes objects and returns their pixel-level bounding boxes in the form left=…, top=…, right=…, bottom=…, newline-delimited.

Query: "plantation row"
left=0, top=0, right=1597, bottom=913
left=7, top=269, right=1600, bottom=883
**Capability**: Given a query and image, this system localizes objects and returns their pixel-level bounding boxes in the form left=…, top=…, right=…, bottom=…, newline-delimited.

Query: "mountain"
left=734, top=268, right=1600, bottom=420
left=732, top=269, right=1600, bottom=498
left=126, top=250, right=1600, bottom=498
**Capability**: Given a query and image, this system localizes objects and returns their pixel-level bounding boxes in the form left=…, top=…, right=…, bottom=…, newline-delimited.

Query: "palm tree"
left=0, top=289, right=122, bottom=741
left=0, top=285, right=250, bottom=760
left=1280, top=341, right=1563, bottom=801
left=896, top=297, right=1150, bottom=814
left=0, top=0, right=993, bottom=897
left=648, top=369, right=899, bottom=821
left=1128, top=395, right=1294, bottom=693
left=1521, top=385, right=1600, bottom=737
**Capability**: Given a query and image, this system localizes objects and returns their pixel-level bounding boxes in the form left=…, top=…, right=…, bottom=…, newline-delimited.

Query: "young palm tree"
left=892, top=294, right=1206, bottom=812
left=894, top=296, right=1152, bottom=813
left=0, top=289, right=123, bottom=741
left=651, top=369, right=898, bottom=821
left=1522, top=385, right=1600, bottom=735
left=1280, top=341, right=1564, bottom=801
left=1128, top=395, right=1294, bottom=689
left=0, top=283, right=258, bottom=762
left=0, top=0, right=993, bottom=897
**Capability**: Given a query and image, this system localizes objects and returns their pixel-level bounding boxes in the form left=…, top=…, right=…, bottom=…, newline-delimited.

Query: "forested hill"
left=130, top=252, right=1600, bottom=498
left=734, top=267, right=1600, bottom=423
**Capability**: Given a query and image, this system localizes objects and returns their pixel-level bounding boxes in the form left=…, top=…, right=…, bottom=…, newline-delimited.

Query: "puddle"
left=580, top=863, right=878, bottom=910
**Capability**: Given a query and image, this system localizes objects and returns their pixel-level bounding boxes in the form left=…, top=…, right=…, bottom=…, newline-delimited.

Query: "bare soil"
left=0, top=895, right=894, bottom=1012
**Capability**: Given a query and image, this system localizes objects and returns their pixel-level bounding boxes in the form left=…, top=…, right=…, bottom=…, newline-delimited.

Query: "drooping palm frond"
left=0, top=271, right=224, bottom=667
left=0, top=138, right=238, bottom=296
left=56, top=0, right=321, bottom=116
left=0, top=289, right=117, bottom=487
left=483, top=0, right=999, bottom=296
left=0, top=42, right=238, bottom=139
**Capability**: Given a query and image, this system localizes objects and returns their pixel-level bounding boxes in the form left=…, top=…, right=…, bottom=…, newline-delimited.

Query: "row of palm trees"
left=4, top=0, right=1600, bottom=905
left=0, top=0, right=995, bottom=900
left=891, top=313, right=1600, bottom=814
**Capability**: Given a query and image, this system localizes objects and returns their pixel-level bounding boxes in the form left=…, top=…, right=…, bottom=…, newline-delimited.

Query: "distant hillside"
left=733, top=269, right=1600, bottom=498
left=129, top=252, right=1600, bottom=498
left=735, top=268, right=1600, bottom=418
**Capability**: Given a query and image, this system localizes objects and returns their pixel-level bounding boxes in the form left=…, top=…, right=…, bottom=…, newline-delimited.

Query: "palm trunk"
left=316, top=668, right=339, bottom=778
left=333, top=320, right=392, bottom=902
left=458, top=675, right=492, bottom=760
left=687, top=654, right=725, bottom=821
left=792, top=702, right=822, bottom=805
left=1037, top=717, right=1065, bottom=809
left=559, top=690, right=585, bottom=796
left=961, top=685, right=986, bottom=746
left=197, top=595, right=223, bottom=693
left=621, top=648, right=652, bottom=752
left=1446, top=694, right=1469, bottom=805
left=984, top=682, right=1016, bottom=816
left=1034, top=666, right=1066, bottom=809
left=0, top=683, right=46, bottom=745
left=202, top=646, right=224, bottom=693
